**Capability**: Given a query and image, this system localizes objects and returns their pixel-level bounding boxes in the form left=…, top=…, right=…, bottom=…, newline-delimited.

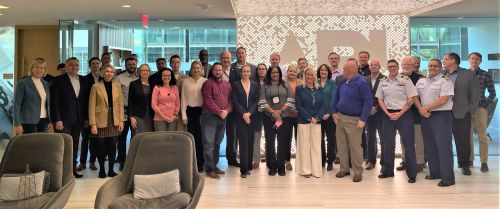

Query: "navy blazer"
left=295, top=86, right=324, bottom=124
left=231, top=62, right=257, bottom=81
left=365, top=73, right=386, bottom=108
left=14, top=76, right=51, bottom=126
left=231, top=80, right=260, bottom=116
left=50, top=73, right=90, bottom=125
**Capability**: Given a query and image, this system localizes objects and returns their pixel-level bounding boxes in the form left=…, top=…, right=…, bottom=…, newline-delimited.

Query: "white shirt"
left=181, top=77, right=208, bottom=120
left=416, top=74, right=454, bottom=111
left=32, top=77, right=47, bottom=118
left=115, top=70, right=139, bottom=107
left=68, top=74, right=80, bottom=98
left=222, top=68, right=231, bottom=82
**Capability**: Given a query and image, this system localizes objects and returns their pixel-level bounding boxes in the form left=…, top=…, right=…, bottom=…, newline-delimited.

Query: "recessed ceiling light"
left=0, top=5, right=9, bottom=9
left=158, top=20, right=165, bottom=22
left=122, top=5, right=131, bottom=8
left=0, top=14, right=3, bottom=16
left=457, top=17, right=464, bottom=19
left=424, top=24, right=431, bottom=27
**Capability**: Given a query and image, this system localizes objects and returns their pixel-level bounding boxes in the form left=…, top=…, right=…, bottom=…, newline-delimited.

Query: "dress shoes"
left=285, top=161, right=293, bottom=170
left=228, top=161, right=240, bottom=167
left=353, top=174, right=362, bottom=182
left=333, top=158, right=340, bottom=164
left=98, top=171, right=106, bottom=178
left=408, top=178, right=416, bottom=183
left=75, top=164, right=86, bottom=171
left=89, top=162, right=98, bottom=170
left=461, top=167, right=472, bottom=176
left=73, top=171, right=83, bottom=178
left=214, top=168, right=226, bottom=175
left=438, top=181, right=455, bottom=187
left=206, top=171, right=220, bottom=179
left=425, top=175, right=440, bottom=180
left=378, top=173, right=394, bottom=178
left=278, top=170, right=286, bottom=176
left=268, top=169, right=277, bottom=176
left=396, top=162, right=406, bottom=171
left=327, top=163, right=334, bottom=171
left=108, top=171, right=118, bottom=177
left=335, top=171, right=350, bottom=178
left=365, top=162, right=375, bottom=170
left=480, top=163, right=489, bottom=173
left=240, top=173, right=247, bottom=178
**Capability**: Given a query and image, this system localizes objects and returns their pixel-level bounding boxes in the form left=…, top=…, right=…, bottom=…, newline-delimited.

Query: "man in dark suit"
left=200, top=49, right=212, bottom=78
left=364, top=59, right=386, bottom=170
left=231, top=47, right=257, bottom=80
left=77, top=57, right=102, bottom=172
left=51, top=57, right=90, bottom=178
left=442, top=52, right=480, bottom=176
left=221, top=50, right=240, bottom=167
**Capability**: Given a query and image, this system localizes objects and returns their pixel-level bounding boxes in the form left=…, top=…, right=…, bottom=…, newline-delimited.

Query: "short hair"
left=159, top=67, right=177, bottom=87
left=101, top=52, right=111, bottom=57
left=316, top=64, right=332, bottom=79
left=328, top=52, right=339, bottom=58
left=270, top=52, right=280, bottom=59
left=237, top=47, right=246, bottom=52
left=28, top=58, right=47, bottom=76
left=468, top=52, right=482, bottom=61
left=170, top=54, right=181, bottom=63
left=445, top=52, right=461, bottom=65
left=428, top=59, right=442, bottom=67
left=57, top=63, right=66, bottom=69
left=358, top=51, right=370, bottom=58
left=66, top=57, right=79, bottom=63
left=265, top=66, right=284, bottom=86
left=88, top=57, right=100, bottom=67
left=125, top=57, right=136, bottom=64
left=411, top=56, right=421, bottom=62
left=199, top=49, right=208, bottom=55
left=346, top=57, right=359, bottom=66
left=297, top=57, right=307, bottom=63
left=387, top=59, right=399, bottom=66
left=156, top=58, right=166, bottom=63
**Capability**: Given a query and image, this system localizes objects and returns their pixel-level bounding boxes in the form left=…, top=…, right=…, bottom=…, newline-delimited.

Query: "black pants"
left=187, top=106, right=204, bottom=171
left=56, top=123, right=82, bottom=171
left=225, top=112, right=238, bottom=163
left=453, top=112, right=472, bottom=168
left=361, top=127, right=367, bottom=159
left=263, top=115, right=291, bottom=172
left=116, top=119, right=130, bottom=163
left=286, top=117, right=298, bottom=162
left=96, top=137, right=117, bottom=173
left=321, top=116, right=337, bottom=165
left=236, top=116, right=255, bottom=174
left=22, top=118, right=48, bottom=134
left=366, top=112, right=383, bottom=165
left=80, top=126, right=96, bottom=164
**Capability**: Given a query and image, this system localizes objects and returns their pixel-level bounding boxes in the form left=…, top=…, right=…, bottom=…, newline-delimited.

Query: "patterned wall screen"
left=237, top=15, right=409, bottom=68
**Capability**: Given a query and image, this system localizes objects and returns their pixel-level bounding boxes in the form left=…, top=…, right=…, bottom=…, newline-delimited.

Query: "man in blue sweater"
left=332, top=58, right=373, bottom=182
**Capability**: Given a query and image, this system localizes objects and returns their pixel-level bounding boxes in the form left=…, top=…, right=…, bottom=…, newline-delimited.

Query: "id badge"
left=272, top=96, right=280, bottom=104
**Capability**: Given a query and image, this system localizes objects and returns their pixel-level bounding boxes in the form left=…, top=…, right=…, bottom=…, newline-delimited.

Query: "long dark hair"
left=159, top=67, right=177, bottom=87
left=265, top=66, right=284, bottom=86
left=253, top=63, right=268, bottom=84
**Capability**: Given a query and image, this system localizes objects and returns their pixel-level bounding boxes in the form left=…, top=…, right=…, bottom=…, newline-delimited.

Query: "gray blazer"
left=14, top=76, right=51, bottom=126
left=451, top=68, right=480, bottom=118
left=231, top=62, right=257, bottom=81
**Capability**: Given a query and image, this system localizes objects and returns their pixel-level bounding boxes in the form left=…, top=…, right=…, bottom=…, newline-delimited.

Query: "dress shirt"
left=181, top=77, right=208, bottom=119
left=116, top=70, right=139, bottom=107
left=416, top=74, right=454, bottom=111
left=331, top=67, right=343, bottom=81
left=375, top=74, right=418, bottom=110
left=68, top=73, right=80, bottom=98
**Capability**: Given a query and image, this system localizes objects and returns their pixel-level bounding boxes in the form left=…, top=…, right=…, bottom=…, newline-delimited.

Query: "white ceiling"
left=0, top=0, right=235, bottom=26
left=0, top=0, right=497, bottom=27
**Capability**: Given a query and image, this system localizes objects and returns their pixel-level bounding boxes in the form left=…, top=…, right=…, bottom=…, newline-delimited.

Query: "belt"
left=387, top=109, right=401, bottom=113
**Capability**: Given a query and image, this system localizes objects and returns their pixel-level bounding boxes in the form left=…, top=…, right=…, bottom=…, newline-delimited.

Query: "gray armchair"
left=0, top=133, right=75, bottom=209
left=95, top=131, right=205, bottom=209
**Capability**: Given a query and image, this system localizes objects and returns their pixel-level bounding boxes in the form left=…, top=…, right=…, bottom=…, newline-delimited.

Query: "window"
left=146, top=47, right=162, bottom=63
left=410, top=26, right=466, bottom=61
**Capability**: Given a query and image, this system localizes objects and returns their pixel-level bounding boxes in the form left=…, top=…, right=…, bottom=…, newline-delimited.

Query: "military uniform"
left=375, top=74, right=418, bottom=180
left=416, top=74, right=455, bottom=186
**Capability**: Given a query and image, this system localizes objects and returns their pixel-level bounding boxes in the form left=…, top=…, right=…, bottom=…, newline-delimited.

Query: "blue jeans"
left=200, top=112, right=226, bottom=172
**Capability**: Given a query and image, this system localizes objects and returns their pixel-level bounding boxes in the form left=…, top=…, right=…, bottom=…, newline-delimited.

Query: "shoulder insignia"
left=442, top=75, right=449, bottom=80
left=401, top=75, right=409, bottom=80
left=379, top=77, right=387, bottom=81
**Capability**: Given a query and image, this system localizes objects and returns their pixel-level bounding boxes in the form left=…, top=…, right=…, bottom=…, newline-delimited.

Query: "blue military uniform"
left=416, top=73, right=455, bottom=186
left=375, top=74, right=418, bottom=180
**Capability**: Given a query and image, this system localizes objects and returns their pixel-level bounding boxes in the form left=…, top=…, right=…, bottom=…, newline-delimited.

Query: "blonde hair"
left=100, top=64, right=116, bottom=77
left=302, top=67, right=319, bottom=88
left=189, top=61, right=203, bottom=77
left=28, top=58, right=47, bottom=76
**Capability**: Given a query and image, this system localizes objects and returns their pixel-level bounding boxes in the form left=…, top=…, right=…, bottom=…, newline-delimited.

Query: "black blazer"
left=128, top=79, right=154, bottom=118
left=50, top=73, right=90, bottom=125
left=231, top=80, right=260, bottom=116
left=365, top=73, right=386, bottom=108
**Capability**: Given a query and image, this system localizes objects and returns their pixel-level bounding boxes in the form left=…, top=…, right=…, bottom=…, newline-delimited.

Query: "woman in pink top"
left=152, top=68, right=180, bottom=131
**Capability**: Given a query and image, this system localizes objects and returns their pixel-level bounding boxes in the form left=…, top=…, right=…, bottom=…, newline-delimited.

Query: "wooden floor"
left=64, top=157, right=499, bottom=209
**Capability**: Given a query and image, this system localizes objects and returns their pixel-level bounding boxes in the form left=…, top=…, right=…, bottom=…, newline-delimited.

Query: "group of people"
left=13, top=47, right=495, bottom=187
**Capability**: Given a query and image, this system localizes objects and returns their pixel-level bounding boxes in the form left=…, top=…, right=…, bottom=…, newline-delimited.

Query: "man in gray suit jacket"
left=442, top=52, right=480, bottom=176
left=231, top=47, right=257, bottom=81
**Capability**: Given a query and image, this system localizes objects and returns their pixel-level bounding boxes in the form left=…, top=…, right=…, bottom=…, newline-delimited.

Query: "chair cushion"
left=0, top=171, right=45, bottom=202
left=2, top=171, right=51, bottom=194
left=0, top=192, right=55, bottom=209
left=109, top=192, right=191, bottom=209
left=134, top=169, right=180, bottom=199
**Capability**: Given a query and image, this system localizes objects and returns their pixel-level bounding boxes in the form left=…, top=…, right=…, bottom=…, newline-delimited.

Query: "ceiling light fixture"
left=122, top=5, right=131, bottom=8
left=457, top=17, right=464, bottom=19
left=0, top=5, right=9, bottom=9
left=0, top=14, right=3, bottom=16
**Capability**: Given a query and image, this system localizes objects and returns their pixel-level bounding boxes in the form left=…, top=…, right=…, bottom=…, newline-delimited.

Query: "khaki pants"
left=336, top=113, right=363, bottom=176
left=400, top=124, right=425, bottom=165
left=470, top=107, right=489, bottom=163
left=295, top=123, right=322, bottom=177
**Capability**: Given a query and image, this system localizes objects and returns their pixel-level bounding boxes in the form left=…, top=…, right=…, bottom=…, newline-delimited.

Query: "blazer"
left=88, top=81, right=125, bottom=128
left=450, top=68, right=480, bottom=118
left=231, top=80, right=260, bottom=116
left=231, top=62, right=257, bottom=81
left=128, top=79, right=154, bottom=118
left=13, top=76, right=51, bottom=126
left=295, top=86, right=324, bottom=124
left=50, top=73, right=90, bottom=125
left=365, top=73, right=387, bottom=108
